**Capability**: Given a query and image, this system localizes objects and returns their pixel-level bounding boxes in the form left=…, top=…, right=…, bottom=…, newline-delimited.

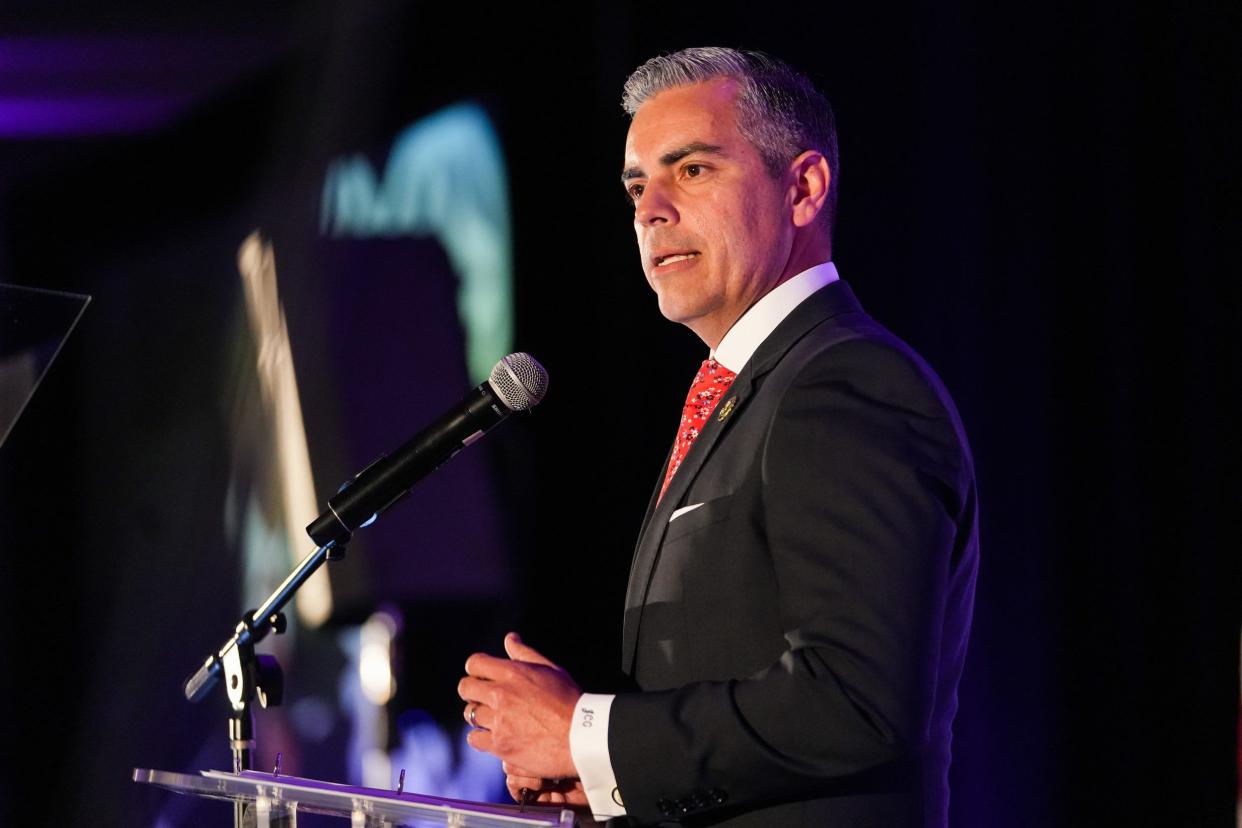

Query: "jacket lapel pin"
left=717, top=396, right=737, bottom=422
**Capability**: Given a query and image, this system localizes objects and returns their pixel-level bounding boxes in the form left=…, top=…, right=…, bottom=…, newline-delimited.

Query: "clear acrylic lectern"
left=0, top=282, right=91, bottom=448
left=133, top=768, right=577, bottom=827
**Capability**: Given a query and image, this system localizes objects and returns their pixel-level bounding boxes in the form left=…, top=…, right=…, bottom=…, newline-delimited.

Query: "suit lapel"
left=632, top=445, right=673, bottom=553
left=620, top=279, right=867, bottom=674
left=621, top=372, right=755, bottom=673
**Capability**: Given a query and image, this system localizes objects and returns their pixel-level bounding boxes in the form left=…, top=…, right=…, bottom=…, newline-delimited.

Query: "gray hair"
left=622, top=47, right=839, bottom=234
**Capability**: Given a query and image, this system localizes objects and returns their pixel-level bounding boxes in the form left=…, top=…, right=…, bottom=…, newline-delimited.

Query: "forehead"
left=624, top=77, right=746, bottom=165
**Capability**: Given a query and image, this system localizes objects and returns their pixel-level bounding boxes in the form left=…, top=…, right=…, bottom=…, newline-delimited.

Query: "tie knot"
left=693, top=358, right=735, bottom=388
left=684, top=358, right=736, bottom=411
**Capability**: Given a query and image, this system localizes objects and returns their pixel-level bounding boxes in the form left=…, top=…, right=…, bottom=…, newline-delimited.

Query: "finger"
left=505, top=775, right=542, bottom=802
left=503, top=631, right=558, bottom=668
left=456, top=676, right=499, bottom=707
left=465, top=727, right=494, bottom=754
left=510, top=784, right=557, bottom=805
left=502, top=762, right=544, bottom=778
left=505, top=779, right=559, bottom=806
left=465, top=651, right=516, bottom=680
left=463, top=702, right=493, bottom=731
left=505, top=773, right=543, bottom=787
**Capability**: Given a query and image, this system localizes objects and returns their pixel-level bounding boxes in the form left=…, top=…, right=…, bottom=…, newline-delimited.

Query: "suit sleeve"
left=607, top=338, right=974, bottom=824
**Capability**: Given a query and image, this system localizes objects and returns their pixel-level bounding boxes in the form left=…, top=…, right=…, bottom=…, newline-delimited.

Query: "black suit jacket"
left=607, top=279, right=979, bottom=827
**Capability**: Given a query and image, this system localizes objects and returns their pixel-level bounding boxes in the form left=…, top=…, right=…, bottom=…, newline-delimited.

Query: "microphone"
left=305, top=352, right=548, bottom=547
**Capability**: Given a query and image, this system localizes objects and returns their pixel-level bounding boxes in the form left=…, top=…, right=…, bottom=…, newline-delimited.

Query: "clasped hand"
left=458, top=632, right=587, bottom=807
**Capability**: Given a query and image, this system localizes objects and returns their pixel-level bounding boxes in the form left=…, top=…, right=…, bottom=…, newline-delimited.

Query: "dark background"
left=0, top=2, right=1237, bottom=826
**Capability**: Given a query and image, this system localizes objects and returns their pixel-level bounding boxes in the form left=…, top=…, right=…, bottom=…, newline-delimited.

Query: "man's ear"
left=787, top=150, right=831, bottom=228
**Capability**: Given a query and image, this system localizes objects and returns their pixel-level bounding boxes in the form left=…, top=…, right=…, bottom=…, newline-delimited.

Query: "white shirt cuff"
left=568, top=693, right=626, bottom=818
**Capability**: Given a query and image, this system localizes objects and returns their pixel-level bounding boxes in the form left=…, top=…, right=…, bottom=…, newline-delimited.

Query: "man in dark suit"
left=458, top=47, right=979, bottom=827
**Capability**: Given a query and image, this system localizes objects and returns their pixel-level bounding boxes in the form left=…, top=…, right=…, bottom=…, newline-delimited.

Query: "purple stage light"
left=0, top=96, right=184, bottom=137
left=0, top=34, right=289, bottom=137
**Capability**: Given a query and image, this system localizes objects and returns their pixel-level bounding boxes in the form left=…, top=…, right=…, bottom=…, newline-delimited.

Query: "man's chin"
left=655, top=298, right=718, bottom=343
left=655, top=297, right=699, bottom=326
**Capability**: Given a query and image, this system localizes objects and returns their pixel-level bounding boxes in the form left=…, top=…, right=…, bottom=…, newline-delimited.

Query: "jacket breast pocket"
left=663, top=493, right=733, bottom=544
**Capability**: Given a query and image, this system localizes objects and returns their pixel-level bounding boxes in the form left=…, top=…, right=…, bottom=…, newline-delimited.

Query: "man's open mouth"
left=654, top=252, right=701, bottom=267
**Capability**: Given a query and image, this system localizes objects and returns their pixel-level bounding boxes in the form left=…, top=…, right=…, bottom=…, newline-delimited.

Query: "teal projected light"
left=319, top=103, right=512, bottom=383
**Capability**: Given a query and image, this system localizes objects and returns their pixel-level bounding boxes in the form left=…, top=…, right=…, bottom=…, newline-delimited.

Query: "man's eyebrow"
left=661, top=142, right=725, bottom=166
left=620, top=142, right=726, bottom=183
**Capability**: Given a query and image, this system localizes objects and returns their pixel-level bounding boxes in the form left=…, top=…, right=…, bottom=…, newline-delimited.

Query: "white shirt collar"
left=713, top=261, right=839, bottom=373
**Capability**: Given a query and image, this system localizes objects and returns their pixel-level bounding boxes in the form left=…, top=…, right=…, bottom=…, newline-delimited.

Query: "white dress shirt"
left=568, top=261, right=840, bottom=819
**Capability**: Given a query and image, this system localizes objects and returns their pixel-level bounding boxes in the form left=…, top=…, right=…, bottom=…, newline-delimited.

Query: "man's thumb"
left=504, top=631, right=557, bottom=667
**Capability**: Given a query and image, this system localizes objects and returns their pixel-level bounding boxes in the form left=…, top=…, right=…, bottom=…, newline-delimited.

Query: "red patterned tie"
left=658, top=358, right=737, bottom=503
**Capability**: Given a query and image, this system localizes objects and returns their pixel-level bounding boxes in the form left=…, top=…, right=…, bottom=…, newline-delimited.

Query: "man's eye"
left=684, top=164, right=703, bottom=177
left=626, top=183, right=645, bottom=203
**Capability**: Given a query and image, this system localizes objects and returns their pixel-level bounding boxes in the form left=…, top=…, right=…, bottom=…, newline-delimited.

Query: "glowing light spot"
left=359, top=611, right=398, bottom=705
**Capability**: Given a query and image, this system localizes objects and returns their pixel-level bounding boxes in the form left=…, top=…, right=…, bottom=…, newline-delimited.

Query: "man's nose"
left=634, top=180, right=677, bottom=226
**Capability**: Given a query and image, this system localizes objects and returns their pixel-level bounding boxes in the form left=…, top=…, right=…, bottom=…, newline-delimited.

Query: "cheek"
left=738, top=190, right=776, bottom=232
left=714, top=207, right=765, bottom=263
left=742, top=196, right=785, bottom=252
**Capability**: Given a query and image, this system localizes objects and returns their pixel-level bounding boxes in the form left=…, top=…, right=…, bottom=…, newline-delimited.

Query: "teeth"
left=658, top=253, right=699, bottom=266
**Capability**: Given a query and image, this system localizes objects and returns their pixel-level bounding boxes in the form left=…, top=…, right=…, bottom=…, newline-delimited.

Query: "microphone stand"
left=173, top=354, right=545, bottom=826
left=182, top=536, right=348, bottom=826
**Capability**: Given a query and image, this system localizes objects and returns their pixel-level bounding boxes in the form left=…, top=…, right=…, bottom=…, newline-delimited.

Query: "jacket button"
left=657, top=798, right=675, bottom=816
left=709, top=787, right=728, bottom=805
